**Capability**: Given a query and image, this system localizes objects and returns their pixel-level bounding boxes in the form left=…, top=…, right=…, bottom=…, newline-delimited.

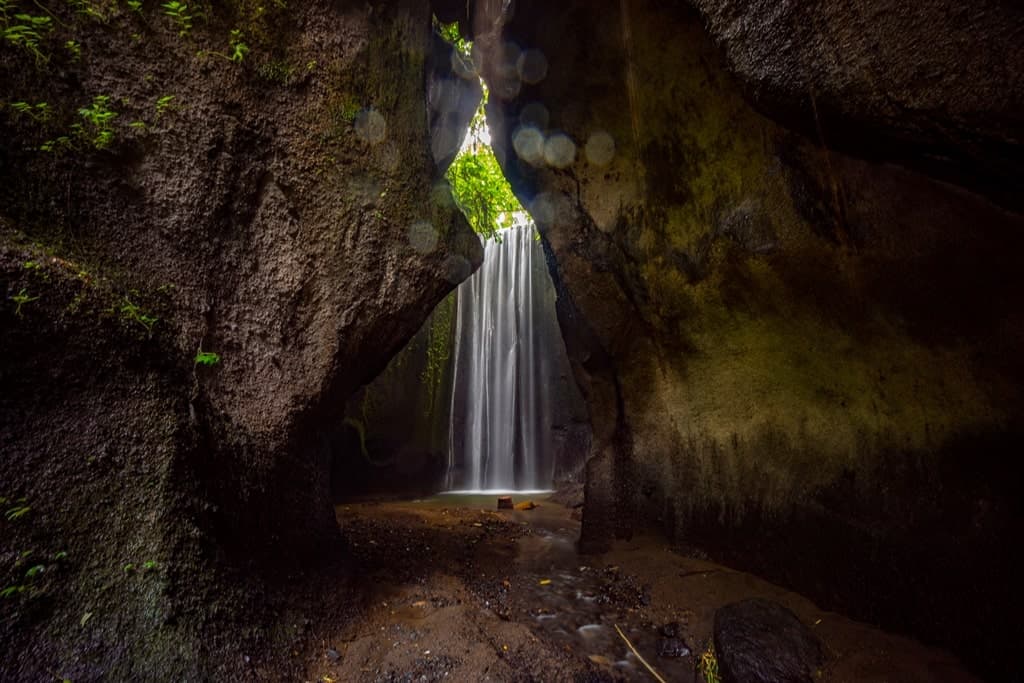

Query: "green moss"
left=420, top=293, right=454, bottom=420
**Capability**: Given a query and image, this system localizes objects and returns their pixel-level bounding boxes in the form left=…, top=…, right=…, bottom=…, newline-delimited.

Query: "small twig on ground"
left=614, top=623, right=667, bottom=683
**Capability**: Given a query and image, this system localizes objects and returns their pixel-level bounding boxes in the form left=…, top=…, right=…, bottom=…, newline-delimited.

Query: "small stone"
left=326, top=648, right=340, bottom=662
left=660, top=621, right=681, bottom=638
left=497, top=496, right=513, bottom=509
left=657, top=637, right=690, bottom=658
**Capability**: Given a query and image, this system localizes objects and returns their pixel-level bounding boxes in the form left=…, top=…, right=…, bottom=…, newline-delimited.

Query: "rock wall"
left=0, top=1, right=480, bottom=679
left=466, top=0, right=1024, bottom=676
left=335, top=293, right=459, bottom=499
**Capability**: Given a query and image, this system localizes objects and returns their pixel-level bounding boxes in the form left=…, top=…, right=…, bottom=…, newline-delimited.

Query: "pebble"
left=657, top=637, right=690, bottom=658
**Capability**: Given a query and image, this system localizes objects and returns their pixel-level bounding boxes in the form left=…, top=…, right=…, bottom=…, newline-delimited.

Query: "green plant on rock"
left=78, top=95, right=118, bottom=149
left=194, top=350, right=220, bottom=366
left=434, top=17, right=470, bottom=57
left=698, top=645, right=721, bottom=683
left=40, top=135, right=73, bottom=153
left=9, top=100, right=50, bottom=123
left=0, top=585, right=26, bottom=598
left=420, top=295, right=454, bottom=419
left=65, top=39, right=81, bottom=60
left=119, top=296, right=157, bottom=333
left=126, top=0, right=142, bottom=12
left=68, top=0, right=109, bottom=22
left=228, top=28, right=248, bottom=62
left=161, top=1, right=192, bottom=36
left=1, top=7, right=53, bottom=65
left=155, top=94, right=175, bottom=118
left=10, top=288, right=39, bottom=316
left=257, top=59, right=293, bottom=84
left=5, top=499, right=30, bottom=520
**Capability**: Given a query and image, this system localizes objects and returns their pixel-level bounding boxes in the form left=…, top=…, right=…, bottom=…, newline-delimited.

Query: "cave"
left=1, top=0, right=1022, bottom=681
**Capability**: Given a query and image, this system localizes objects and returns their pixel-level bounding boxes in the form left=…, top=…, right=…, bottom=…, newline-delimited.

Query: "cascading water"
left=446, top=220, right=557, bottom=492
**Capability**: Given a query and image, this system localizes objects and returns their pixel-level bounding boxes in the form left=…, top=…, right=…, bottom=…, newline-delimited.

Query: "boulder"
left=713, top=599, right=822, bottom=683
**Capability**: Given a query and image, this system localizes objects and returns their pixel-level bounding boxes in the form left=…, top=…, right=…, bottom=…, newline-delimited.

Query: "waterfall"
left=447, top=221, right=555, bottom=492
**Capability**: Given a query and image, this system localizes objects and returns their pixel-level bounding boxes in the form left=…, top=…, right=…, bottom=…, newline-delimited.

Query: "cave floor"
left=299, top=496, right=977, bottom=682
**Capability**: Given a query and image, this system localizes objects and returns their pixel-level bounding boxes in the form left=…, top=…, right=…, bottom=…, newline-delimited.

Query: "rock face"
left=688, top=0, right=1024, bottom=208
left=714, top=599, right=822, bottom=683
left=0, top=1, right=480, bottom=679
left=465, top=0, right=1024, bottom=677
left=335, top=294, right=459, bottom=499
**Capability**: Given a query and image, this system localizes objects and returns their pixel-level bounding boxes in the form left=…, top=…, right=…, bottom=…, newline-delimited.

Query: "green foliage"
left=119, top=296, right=157, bottom=333
left=122, top=563, right=135, bottom=572
left=434, top=17, right=469, bottom=57
left=65, top=39, right=81, bottom=60
left=25, top=564, right=44, bottom=578
left=155, top=94, right=175, bottom=118
left=446, top=147, right=522, bottom=238
left=78, top=95, right=118, bottom=149
left=126, top=0, right=142, bottom=12
left=1, top=7, right=53, bottom=65
left=10, top=288, right=39, bottom=316
left=421, top=295, right=453, bottom=415
left=5, top=503, right=30, bottom=520
left=699, top=645, right=720, bottom=683
left=257, top=59, right=293, bottom=84
left=9, top=100, right=50, bottom=123
left=444, top=83, right=524, bottom=239
left=68, top=0, right=110, bottom=23
left=161, top=1, right=192, bottom=36
left=142, top=560, right=158, bottom=571
left=0, top=585, right=26, bottom=598
left=228, top=28, right=248, bottom=62
left=40, top=135, right=73, bottom=153
left=194, top=350, right=220, bottom=366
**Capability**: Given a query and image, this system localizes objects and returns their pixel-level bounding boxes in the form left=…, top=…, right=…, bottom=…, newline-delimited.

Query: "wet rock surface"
left=714, top=599, right=823, bottom=683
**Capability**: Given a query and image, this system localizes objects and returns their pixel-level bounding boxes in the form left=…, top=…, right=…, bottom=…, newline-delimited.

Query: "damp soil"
left=298, top=496, right=978, bottom=682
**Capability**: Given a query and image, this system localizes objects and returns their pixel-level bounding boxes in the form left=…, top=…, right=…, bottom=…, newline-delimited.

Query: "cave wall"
left=0, top=1, right=480, bottom=679
left=468, top=0, right=1024, bottom=676
left=335, top=292, right=458, bottom=498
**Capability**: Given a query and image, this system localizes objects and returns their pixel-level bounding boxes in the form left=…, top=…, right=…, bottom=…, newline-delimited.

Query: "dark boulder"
left=713, top=599, right=822, bottom=683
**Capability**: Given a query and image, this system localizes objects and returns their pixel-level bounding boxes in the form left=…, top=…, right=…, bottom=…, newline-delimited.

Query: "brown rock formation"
left=470, top=0, right=1024, bottom=676
left=0, top=1, right=480, bottom=678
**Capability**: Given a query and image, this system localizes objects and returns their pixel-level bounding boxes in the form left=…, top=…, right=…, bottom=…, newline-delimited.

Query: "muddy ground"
left=268, top=495, right=977, bottom=683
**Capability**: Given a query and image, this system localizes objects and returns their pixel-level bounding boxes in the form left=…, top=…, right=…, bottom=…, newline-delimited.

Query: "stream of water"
left=446, top=222, right=556, bottom=491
